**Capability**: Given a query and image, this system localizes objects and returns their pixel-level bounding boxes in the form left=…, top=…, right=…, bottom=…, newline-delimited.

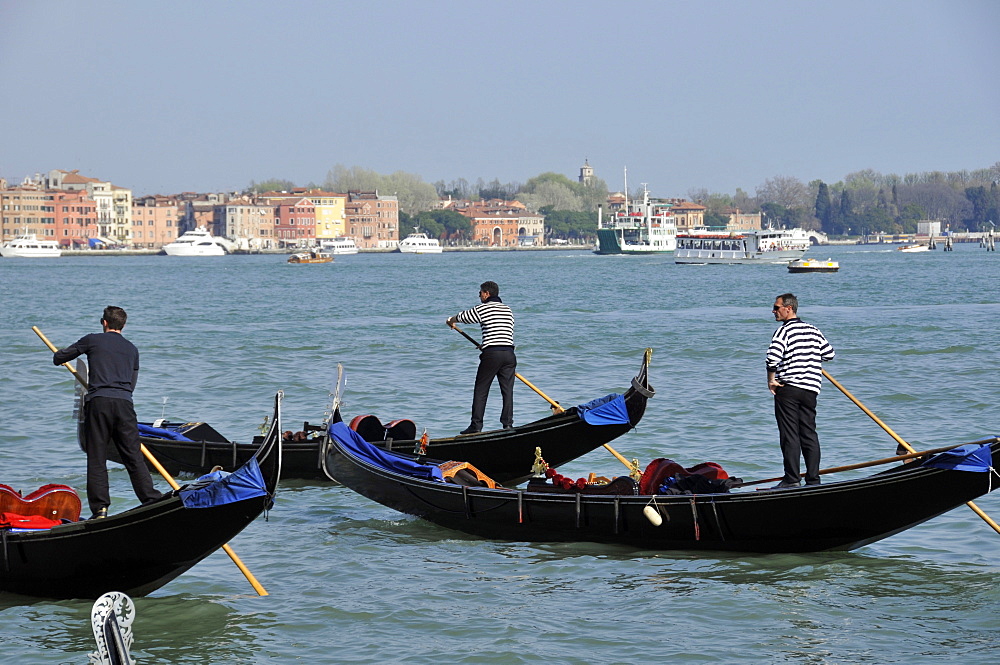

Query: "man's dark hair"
left=777, top=293, right=798, bottom=313
left=480, top=281, right=499, bottom=297
left=103, top=306, right=128, bottom=330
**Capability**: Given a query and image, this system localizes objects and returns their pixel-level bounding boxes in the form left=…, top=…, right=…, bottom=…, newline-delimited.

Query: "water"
left=1, top=244, right=998, bottom=664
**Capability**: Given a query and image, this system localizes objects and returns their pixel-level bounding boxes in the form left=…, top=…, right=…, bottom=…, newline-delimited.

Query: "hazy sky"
left=2, top=0, right=997, bottom=198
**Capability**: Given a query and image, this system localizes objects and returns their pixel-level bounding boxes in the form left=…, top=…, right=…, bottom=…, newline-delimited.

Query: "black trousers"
left=470, top=346, right=516, bottom=431
left=83, top=396, right=161, bottom=514
left=773, top=384, right=821, bottom=484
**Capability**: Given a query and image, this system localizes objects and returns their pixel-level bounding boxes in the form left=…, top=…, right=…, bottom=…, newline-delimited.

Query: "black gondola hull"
left=326, top=435, right=1000, bottom=554
left=1, top=393, right=283, bottom=600
left=119, top=352, right=654, bottom=485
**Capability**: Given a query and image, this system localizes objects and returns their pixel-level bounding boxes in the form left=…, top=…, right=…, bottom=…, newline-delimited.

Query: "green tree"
left=814, top=182, right=833, bottom=232
left=246, top=178, right=297, bottom=193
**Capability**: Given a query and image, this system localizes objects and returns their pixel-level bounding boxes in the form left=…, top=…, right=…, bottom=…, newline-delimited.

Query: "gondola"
left=118, top=350, right=654, bottom=485
left=325, top=421, right=1000, bottom=553
left=0, top=392, right=283, bottom=600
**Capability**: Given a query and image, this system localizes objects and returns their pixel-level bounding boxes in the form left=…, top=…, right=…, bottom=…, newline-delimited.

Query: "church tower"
left=579, top=159, right=594, bottom=185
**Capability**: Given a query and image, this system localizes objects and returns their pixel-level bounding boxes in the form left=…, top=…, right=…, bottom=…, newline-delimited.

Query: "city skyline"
left=2, top=1, right=998, bottom=199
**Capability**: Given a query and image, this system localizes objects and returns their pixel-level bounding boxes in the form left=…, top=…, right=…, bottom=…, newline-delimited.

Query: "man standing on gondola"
left=766, top=293, right=835, bottom=488
left=446, top=281, right=516, bottom=435
left=53, top=306, right=162, bottom=519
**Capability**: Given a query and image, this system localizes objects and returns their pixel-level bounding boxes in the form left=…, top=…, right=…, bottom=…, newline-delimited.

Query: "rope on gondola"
left=517, top=490, right=523, bottom=524
left=613, top=497, right=620, bottom=534
left=711, top=500, right=725, bottom=542
left=690, top=498, right=701, bottom=541
left=575, top=492, right=582, bottom=528
left=462, top=485, right=471, bottom=519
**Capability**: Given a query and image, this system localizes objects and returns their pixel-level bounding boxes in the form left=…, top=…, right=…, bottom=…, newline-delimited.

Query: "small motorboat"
left=897, top=244, right=930, bottom=253
left=787, top=257, right=839, bottom=273
left=287, top=250, right=333, bottom=264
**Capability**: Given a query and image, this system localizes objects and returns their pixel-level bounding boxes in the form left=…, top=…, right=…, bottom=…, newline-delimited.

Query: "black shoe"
left=89, top=507, right=108, bottom=520
left=459, top=427, right=480, bottom=435
left=772, top=481, right=800, bottom=489
left=502, top=424, right=514, bottom=430
left=805, top=480, right=822, bottom=486
left=141, top=492, right=164, bottom=506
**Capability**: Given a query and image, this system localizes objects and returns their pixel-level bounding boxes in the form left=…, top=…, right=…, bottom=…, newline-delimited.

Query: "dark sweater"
left=53, top=332, right=139, bottom=401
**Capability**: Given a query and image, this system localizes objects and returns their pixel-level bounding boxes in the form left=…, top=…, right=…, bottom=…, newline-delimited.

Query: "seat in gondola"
left=349, top=414, right=417, bottom=442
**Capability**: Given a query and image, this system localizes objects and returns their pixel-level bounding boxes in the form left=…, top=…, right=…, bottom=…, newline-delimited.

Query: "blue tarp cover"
left=921, top=443, right=993, bottom=473
left=179, top=457, right=268, bottom=508
left=576, top=393, right=630, bottom=426
left=137, top=423, right=194, bottom=441
left=329, top=421, right=444, bottom=482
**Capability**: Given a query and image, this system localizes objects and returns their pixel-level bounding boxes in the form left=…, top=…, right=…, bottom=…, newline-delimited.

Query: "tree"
left=814, top=182, right=833, bottom=232
left=756, top=175, right=810, bottom=209
left=324, top=165, right=438, bottom=214
left=246, top=178, right=297, bottom=193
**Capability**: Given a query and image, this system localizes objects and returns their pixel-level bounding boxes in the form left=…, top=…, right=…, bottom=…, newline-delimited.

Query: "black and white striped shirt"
left=766, top=318, right=834, bottom=393
left=455, top=300, right=514, bottom=348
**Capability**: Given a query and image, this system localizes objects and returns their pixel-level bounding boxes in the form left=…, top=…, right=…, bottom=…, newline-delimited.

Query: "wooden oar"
left=449, top=325, right=638, bottom=474
left=823, top=368, right=1000, bottom=535
left=736, top=440, right=998, bottom=487
left=32, top=326, right=270, bottom=595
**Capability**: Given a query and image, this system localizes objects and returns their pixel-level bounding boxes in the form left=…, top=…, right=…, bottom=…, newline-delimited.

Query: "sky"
left=1, top=0, right=998, bottom=199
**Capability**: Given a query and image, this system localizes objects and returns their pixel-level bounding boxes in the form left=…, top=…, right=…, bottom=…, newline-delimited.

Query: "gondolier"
left=446, top=281, right=516, bottom=434
left=766, top=293, right=835, bottom=488
left=53, top=306, right=162, bottom=519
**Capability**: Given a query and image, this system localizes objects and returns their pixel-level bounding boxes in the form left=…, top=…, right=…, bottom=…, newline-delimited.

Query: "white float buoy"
left=643, top=505, right=663, bottom=526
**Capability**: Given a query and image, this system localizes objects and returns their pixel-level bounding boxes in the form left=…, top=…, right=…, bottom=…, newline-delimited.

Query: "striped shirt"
left=766, top=318, right=834, bottom=393
left=455, top=300, right=514, bottom=348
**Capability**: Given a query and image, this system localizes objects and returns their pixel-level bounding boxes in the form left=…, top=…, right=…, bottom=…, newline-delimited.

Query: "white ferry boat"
left=320, top=237, right=359, bottom=255
left=0, top=233, right=62, bottom=258
left=162, top=227, right=227, bottom=256
left=897, top=243, right=930, bottom=253
left=674, top=228, right=810, bottom=264
left=397, top=229, right=442, bottom=254
left=595, top=183, right=676, bottom=254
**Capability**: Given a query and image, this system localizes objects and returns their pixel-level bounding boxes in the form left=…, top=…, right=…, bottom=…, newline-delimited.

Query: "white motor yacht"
left=0, top=233, right=62, bottom=258
left=162, top=227, right=227, bottom=256
left=320, top=237, right=359, bottom=255
left=397, top=230, right=442, bottom=254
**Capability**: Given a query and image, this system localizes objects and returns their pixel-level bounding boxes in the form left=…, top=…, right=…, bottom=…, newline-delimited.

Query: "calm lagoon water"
left=1, top=243, right=998, bottom=663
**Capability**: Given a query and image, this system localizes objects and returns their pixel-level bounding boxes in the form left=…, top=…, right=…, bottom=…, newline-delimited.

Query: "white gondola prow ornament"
left=88, top=591, right=137, bottom=665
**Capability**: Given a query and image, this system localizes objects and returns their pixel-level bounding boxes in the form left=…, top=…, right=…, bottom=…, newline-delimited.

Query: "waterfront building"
left=454, top=199, right=545, bottom=246
left=0, top=185, right=55, bottom=243
left=260, top=190, right=347, bottom=243
left=217, top=198, right=276, bottom=250
left=54, top=189, right=99, bottom=248
left=669, top=200, right=707, bottom=232
left=346, top=191, right=399, bottom=249
left=721, top=207, right=762, bottom=231
left=274, top=197, right=316, bottom=248
left=132, top=195, right=179, bottom=249
left=44, top=169, right=133, bottom=245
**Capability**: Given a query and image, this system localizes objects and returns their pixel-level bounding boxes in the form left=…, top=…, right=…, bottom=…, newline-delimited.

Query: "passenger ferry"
left=595, top=183, right=676, bottom=255
left=0, top=233, right=62, bottom=258
left=397, top=229, right=442, bottom=254
left=320, top=236, right=359, bottom=255
left=674, top=228, right=810, bottom=264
